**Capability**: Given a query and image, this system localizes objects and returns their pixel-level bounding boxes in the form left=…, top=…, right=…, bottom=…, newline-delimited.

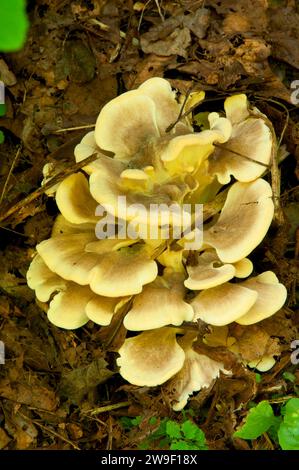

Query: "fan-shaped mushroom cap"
left=208, top=94, right=273, bottom=184
left=236, top=271, right=287, bottom=325
left=85, top=296, right=128, bottom=326
left=184, top=250, right=253, bottom=290
left=167, top=332, right=230, bottom=411
left=55, top=172, right=98, bottom=224
left=94, top=77, right=193, bottom=163
left=27, top=254, right=67, bottom=302
left=74, top=131, right=99, bottom=173
left=27, top=254, right=128, bottom=328
left=117, top=328, right=185, bottom=386
left=203, top=179, right=274, bottom=263
left=47, top=284, right=92, bottom=329
left=36, top=234, right=158, bottom=297
left=191, top=271, right=286, bottom=326
left=124, top=273, right=193, bottom=331
left=191, top=283, right=258, bottom=326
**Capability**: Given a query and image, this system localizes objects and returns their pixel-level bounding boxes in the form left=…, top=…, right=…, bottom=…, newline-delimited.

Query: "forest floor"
left=0, top=0, right=298, bottom=450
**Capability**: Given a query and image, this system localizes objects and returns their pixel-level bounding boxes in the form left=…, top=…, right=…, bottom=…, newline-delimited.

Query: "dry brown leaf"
left=0, top=428, right=11, bottom=449
left=59, top=358, right=114, bottom=404
left=229, top=324, right=281, bottom=363
left=0, top=378, right=58, bottom=411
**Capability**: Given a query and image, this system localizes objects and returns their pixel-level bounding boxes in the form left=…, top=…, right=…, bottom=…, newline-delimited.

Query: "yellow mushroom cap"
left=55, top=172, right=98, bottom=224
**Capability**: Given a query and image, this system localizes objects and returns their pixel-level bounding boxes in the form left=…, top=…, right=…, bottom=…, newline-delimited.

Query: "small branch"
left=0, top=149, right=113, bottom=224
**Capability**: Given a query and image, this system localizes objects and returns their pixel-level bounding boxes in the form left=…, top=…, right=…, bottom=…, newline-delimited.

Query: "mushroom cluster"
left=27, top=78, right=287, bottom=410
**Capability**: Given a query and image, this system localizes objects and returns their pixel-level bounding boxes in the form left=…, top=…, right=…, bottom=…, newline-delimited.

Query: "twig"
left=18, top=411, right=80, bottom=450
left=213, top=143, right=269, bottom=168
left=84, top=401, right=130, bottom=416
left=0, top=150, right=112, bottom=224
left=54, top=124, right=95, bottom=134
left=165, top=84, right=194, bottom=133
left=0, top=146, right=22, bottom=205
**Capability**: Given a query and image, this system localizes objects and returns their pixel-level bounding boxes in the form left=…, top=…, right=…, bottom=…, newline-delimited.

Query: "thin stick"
left=85, top=401, right=130, bottom=416
left=213, top=143, right=269, bottom=168
left=54, top=124, right=95, bottom=134
left=0, top=146, right=22, bottom=205
left=0, top=150, right=112, bottom=224
left=18, top=411, right=80, bottom=450
left=166, top=84, right=194, bottom=133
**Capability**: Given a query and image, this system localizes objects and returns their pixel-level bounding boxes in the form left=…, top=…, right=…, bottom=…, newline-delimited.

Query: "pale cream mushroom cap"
left=117, top=328, right=185, bottom=386
left=55, top=172, right=98, bottom=224
left=27, top=254, right=67, bottom=302
left=51, top=214, right=97, bottom=237
left=233, top=258, right=253, bottom=278
left=37, top=234, right=158, bottom=296
left=191, top=283, right=258, bottom=326
left=203, top=179, right=274, bottom=263
left=47, top=284, right=91, bottom=329
left=184, top=251, right=253, bottom=290
left=236, top=271, right=287, bottom=325
left=168, top=332, right=230, bottom=411
left=74, top=131, right=99, bottom=173
left=94, top=78, right=188, bottom=161
left=209, top=94, right=273, bottom=184
left=89, top=156, right=191, bottom=226
left=224, top=94, right=249, bottom=125
left=138, top=77, right=182, bottom=134
left=95, top=90, right=159, bottom=160
left=184, top=250, right=235, bottom=290
left=85, top=296, right=128, bottom=326
left=88, top=249, right=158, bottom=297
left=123, top=274, right=193, bottom=331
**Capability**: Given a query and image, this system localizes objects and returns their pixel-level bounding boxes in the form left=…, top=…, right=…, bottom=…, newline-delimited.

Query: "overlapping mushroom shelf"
left=27, top=78, right=287, bottom=410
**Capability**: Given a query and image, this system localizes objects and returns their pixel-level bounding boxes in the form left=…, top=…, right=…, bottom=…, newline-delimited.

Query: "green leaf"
left=0, top=0, right=29, bottom=52
left=149, top=417, right=157, bottom=426
left=0, top=130, right=4, bottom=144
left=234, top=401, right=278, bottom=439
left=0, top=104, right=6, bottom=117
left=283, top=372, right=296, bottom=383
left=166, top=420, right=182, bottom=439
left=181, top=420, right=206, bottom=445
left=255, top=373, right=262, bottom=383
left=278, top=398, right=299, bottom=450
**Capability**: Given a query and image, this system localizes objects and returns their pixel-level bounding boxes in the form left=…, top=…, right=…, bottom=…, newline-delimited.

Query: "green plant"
left=234, top=398, right=299, bottom=450
left=0, top=0, right=28, bottom=52
left=120, top=415, right=208, bottom=450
